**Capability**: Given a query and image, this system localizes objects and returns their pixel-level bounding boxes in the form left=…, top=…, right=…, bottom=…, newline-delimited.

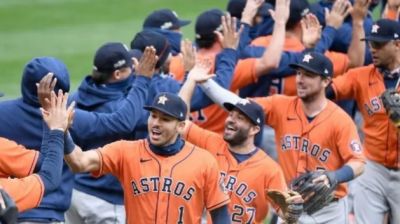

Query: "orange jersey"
left=93, top=139, right=229, bottom=224
left=184, top=122, right=286, bottom=224
left=0, top=174, right=44, bottom=212
left=253, top=95, right=365, bottom=198
left=251, top=35, right=349, bottom=96
left=169, top=55, right=186, bottom=82
left=0, top=137, right=38, bottom=178
left=191, top=51, right=258, bottom=134
left=332, top=65, right=400, bottom=168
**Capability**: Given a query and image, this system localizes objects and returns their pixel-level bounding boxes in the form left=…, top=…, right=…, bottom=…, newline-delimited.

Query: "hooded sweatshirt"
left=0, top=57, right=72, bottom=222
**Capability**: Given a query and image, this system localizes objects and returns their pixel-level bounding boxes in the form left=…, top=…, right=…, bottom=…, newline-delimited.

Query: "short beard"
left=223, top=127, right=250, bottom=147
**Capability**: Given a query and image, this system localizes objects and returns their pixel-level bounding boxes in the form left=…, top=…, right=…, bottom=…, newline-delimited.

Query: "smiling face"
left=223, top=109, right=259, bottom=147
left=296, top=68, right=330, bottom=103
left=147, top=110, right=185, bottom=147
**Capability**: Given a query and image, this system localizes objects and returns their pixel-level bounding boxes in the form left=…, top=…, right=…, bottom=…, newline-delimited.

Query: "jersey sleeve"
left=231, top=58, right=258, bottom=91
left=0, top=137, right=38, bottom=178
left=203, top=154, right=230, bottom=211
left=92, top=140, right=126, bottom=178
left=169, top=55, right=185, bottom=82
left=252, top=96, right=278, bottom=127
left=331, top=68, right=359, bottom=100
left=264, top=163, right=287, bottom=212
left=335, top=117, right=366, bottom=164
left=0, top=174, right=44, bottom=212
left=325, top=51, right=349, bottom=77
left=184, top=122, right=225, bottom=155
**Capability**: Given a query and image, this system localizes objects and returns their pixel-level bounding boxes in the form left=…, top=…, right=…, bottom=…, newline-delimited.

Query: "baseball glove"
left=267, top=190, right=303, bottom=224
left=290, top=171, right=336, bottom=215
left=380, top=88, right=400, bottom=128
left=0, top=189, right=18, bottom=224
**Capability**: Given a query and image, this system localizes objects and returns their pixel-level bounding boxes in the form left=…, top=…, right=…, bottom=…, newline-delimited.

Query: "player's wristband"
left=327, top=165, right=354, bottom=185
left=64, top=132, right=75, bottom=155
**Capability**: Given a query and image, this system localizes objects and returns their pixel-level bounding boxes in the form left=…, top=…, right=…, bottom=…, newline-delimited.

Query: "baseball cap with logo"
left=289, top=52, right=333, bottom=77
left=195, top=9, right=224, bottom=40
left=130, top=30, right=171, bottom=69
left=144, top=92, right=187, bottom=121
left=223, top=99, right=265, bottom=128
left=362, top=19, right=400, bottom=42
left=143, top=9, right=191, bottom=30
left=93, top=42, right=132, bottom=73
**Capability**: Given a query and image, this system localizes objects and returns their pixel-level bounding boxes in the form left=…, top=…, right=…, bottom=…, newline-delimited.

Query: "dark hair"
left=195, top=34, right=218, bottom=49
left=91, top=70, right=113, bottom=84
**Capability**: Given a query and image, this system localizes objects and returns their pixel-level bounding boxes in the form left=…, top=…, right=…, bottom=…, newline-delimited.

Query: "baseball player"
left=199, top=52, right=365, bottom=224
left=0, top=89, right=72, bottom=212
left=328, top=19, right=400, bottom=224
left=61, top=92, right=230, bottom=224
left=178, top=63, right=303, bottom=224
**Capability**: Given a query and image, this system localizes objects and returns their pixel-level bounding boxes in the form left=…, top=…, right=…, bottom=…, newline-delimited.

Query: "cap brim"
left=143, top=105, right=184, bottom=121
left=178, top=19, right=191, bottom=28
left=223, top=102, right=259, bottom=125
left=289, top=63, right=326, bottom=76
left=361, top=36, right=393, bottom=42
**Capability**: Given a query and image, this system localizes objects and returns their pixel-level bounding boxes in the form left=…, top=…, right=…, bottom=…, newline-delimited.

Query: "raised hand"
left=186, top=58, right=214, bottom=84
left=37, top=73, right=57, bottom=111
left=214, top=13, right=243, bottom=50
left=351, top=0, right=371, bottom=22
left=301, top=13, right=322, bottom=48
left=325, top=0, right=352, bottom=29
left=180, top=39, right=197, bottom=72
left=241, top=0, right=264, bottom=26
left=134, top=46, right=158, bottom=78
left=41, top=90, right=75, bottom=132
left=269, top=0, right=290, bottom=25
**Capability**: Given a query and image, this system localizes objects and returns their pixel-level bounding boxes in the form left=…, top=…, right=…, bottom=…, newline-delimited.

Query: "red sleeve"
left=0, top=138, right=38, bottom=178
left=91, top=140, right=127, bottom=178
left=0, top=174, right=44, bottom=212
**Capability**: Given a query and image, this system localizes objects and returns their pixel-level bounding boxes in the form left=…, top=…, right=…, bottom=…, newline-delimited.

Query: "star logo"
left=371, top=24, right=379, bottom=33
left=256, top=118, right=261, bottom=123
left=302, top=54, right=313, bottom=63
left=157, top=95, right=168, bottom=105
left=238, top=99, right=250, bottom=105
left=324, top=69, right=329, bottom=74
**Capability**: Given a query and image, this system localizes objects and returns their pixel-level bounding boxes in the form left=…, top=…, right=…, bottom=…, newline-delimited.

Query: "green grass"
left=0, top=0, right=226, bottom=99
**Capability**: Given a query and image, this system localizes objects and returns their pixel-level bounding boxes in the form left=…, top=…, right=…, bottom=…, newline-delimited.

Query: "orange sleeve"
left=231, top=58, right=258, bottom=91
left=265, top=166, right=287, bottom=212
left=252, top=96, right=278, bottom=127
left=325, top=51, right=350, bottom=77
left=184, top=122, right=225, bottom=155
left=383, top=7, right=399, bottom=20
left=92, top=140, right=126, bottom=178
left=204, top=154, right=230, bottom=211
left=332, top=69, right=359, bottom=100
left=169, top=55, right=186, bottom=82
left=335, top=116, right=365, bottom=164
left=0, top=137, right=38, bottom=178
left=0, top=174, right=44, bottom=212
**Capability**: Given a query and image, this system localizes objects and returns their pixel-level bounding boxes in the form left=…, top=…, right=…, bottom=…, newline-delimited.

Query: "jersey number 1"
left=177, top=206, right=184, bottom=224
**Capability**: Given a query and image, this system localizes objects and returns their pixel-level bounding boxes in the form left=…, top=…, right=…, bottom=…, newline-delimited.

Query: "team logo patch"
left=157, top=95, right=168, bottom=105
left=371, top=24, right=379, bottom=33
left=350, top=140, right=362, bottom=153
left=302, top=54, right=313, bottom=63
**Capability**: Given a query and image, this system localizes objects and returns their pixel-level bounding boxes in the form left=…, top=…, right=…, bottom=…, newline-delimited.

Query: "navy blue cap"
left=224, top=99, right=264, bottom=128
left=143, top=9, right=191, bottom=30
left=287, top=0, right=310, bottom=28
left=144, top=92, right=187, bottom=121
left=195, top=9, right=224, bottom=40
left=227, top=0, right=272, bottom=19
left=362, top=19, right=400, bottom=42
left=93, top=42, right=132, bottom=73
left=130, top=30, right=171, bottom=69
left=289, top=52, right=333, bottom=77
left=129, top=49, right=143, bottom=61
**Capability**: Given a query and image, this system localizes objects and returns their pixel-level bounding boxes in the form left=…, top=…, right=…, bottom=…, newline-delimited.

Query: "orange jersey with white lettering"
left=0, top=137, right=38, bottom=178
left=93, top=139, right=229, bottom=224
left=0, top=174, right=44, bottom=212
left=332, top=65, right=400, bottom=168
left=251, top=35, right=349, bottom=96
left=190, top=51, right=258, bottom=134
left=253, top=95, right=365, bottom=198
left=184, top=122, right=286, bottom=224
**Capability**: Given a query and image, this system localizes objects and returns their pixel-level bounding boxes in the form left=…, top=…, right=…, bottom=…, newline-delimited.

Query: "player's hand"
left=269, top=0, right=290, bottom=25
left=134, top=46, right=158, bottom=78
left=215, top=13, right=243, bottom=50
left=37, top=73, right=57, bottom=112
left=41, top=90, right=75, bottom=132
left=187, top=59, right=214, bottom=84
left=325, top=0, right=352, bottom=29
left=312, top=173, right=330, bottom=187
left=351, top=0, right=370, bottom=22
left=241, top=0, right=264, bottom=26
left=301, top=13, right=322, bottom=48
left=388, top=0, right=400, bottom=9
left=180, top=39, right=196, bottom=72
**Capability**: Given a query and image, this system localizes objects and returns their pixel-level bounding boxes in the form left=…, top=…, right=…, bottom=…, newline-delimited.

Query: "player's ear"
left=322, top=77, right=331, bottom=88
left=250, top=125, right=261, bottom=136
left=176, top=120, right=186, bottom=134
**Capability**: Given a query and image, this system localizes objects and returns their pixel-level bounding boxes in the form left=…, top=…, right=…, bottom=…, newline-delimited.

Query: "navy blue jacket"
left=0, top=57, right=71, bottom=222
